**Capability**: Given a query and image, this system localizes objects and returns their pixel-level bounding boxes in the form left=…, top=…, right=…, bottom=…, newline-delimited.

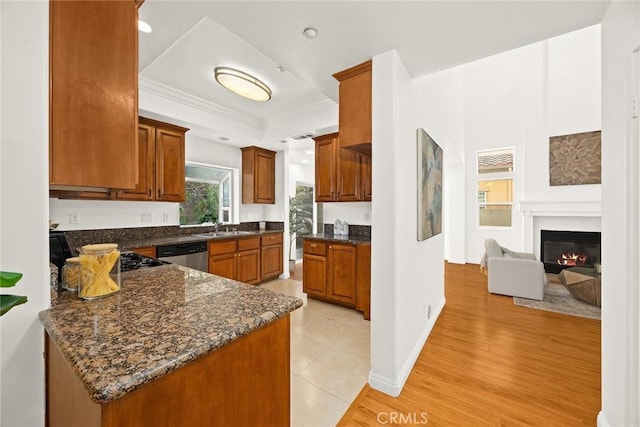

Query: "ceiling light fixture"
left=214, top=67, right=272, bottom=102
left=138, top=20, right=152, bottom=33
left=302, top=27, right=318, bottom=39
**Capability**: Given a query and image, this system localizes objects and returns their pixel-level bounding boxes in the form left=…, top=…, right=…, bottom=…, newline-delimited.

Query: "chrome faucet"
left=213, top=221, right=221, bottom=232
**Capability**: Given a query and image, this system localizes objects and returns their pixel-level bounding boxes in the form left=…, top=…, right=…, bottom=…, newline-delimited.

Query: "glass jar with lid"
left=78, top=243, right=121, bottom=299
left=62, top=257, right=80, bottom=291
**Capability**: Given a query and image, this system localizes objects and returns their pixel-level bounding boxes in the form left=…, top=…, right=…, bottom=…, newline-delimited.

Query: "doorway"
left=292, top=183, right=315, bottom=260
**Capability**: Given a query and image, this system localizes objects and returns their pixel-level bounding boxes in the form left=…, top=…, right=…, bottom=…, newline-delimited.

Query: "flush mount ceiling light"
left=214, top=67, right=272, bottom=102
left=138, top=20, right=152, bottom=33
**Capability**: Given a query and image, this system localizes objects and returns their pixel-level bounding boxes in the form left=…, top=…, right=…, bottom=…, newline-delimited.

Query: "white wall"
left=370, top=50, right=445, bottom=397
left=322, top=202, right=372, bottom=227
left=600, top=1, right=640, bottom=426
left=0, top=1, right=49, bottom=425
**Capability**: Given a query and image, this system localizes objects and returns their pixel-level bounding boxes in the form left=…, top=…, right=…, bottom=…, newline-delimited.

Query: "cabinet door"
left=302, top=254, right=327, bottom=298
left=50, top=0, right=138, bottom=189
left=333, top=61, right=372, bottom=156
left=356, top=243, right=371, bottom=320
left=255, top=151, right=275, bottom=203
left=237, top=249, right=260, bottom=285
left=261, top=244, right=283, bottom=280
left=209, top=253, right=237, bottom=280
left=327, top=244, right=357, bottom=306
left=337, top=148, right=361, bottom=201
left=155, top=127, right=185, bottom=202
left=118, top=122, right=155, bottom=200
left=314, top=134, right=337, bottom=202
left=361, top=155, right=372, bottom=201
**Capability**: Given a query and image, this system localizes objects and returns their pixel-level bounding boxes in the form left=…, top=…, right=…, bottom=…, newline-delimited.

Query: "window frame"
left=476, top=147, right=515, bottom=229
left=181, top=162, right=237, bottom=227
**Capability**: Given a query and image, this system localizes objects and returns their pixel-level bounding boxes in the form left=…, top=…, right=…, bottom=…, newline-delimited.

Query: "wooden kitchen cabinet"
left=242, top=146, right=276, bottom=204
left=302, top=241, right=328, bottom=299
left=49, top=0, right=139, bottom=190
left=261, top=233, right=283, bottom=281
left=237, top=237, right=261, bottom=285
left=314, top=133, right=371, bottom=202
left=327, top=244, right=357, bottom=306
left=303, top=239, right=370, bottom=317
left=208, top=234, right=282, bottom=284
left=208, top=240, right=238, bottom=280
left=119, top=118, right=187, bottom=202
left=333, top=60, right=372, bottom=157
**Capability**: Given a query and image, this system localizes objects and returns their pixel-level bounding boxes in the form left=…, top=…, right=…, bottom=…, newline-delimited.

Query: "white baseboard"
left=369, top=297, right=446, bottom=397
left=597, top=411, right=611, bottom=427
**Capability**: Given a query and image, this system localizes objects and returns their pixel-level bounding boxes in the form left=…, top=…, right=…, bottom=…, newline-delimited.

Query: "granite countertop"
left=119, top=229, right=283, bottom=250
left=39, top=265, right=302, bottom=403
left=304, top=233, right=371, bottom=245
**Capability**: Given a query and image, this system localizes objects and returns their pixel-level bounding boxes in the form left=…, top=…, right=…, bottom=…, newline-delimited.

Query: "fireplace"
left=540, top=230, right=601, bottom=274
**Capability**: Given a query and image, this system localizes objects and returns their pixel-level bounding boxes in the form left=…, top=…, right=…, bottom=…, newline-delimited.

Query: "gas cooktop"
left=120, top=252, right=169, bottom=272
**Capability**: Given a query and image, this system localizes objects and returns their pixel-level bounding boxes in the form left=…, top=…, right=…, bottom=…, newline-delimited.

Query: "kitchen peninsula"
left=40, top=265, right=302, bottom=427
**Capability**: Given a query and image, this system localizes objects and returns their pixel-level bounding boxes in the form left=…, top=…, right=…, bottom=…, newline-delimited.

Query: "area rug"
left=513, top=283, right=601, bottom=320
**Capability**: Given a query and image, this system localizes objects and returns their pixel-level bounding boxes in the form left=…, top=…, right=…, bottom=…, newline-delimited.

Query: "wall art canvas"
left=417, top=128, right=443, bottom=241
left=549, top=130, right=601, bottom=186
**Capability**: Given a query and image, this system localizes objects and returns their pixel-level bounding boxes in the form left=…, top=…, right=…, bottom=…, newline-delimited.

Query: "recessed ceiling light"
left=138, top=20, right=152, bottom=33
left=214, top=67, right=272, bottom=102
left=278, top=65, right=286, bottom=73
left=281, top=139, right=288, bottom=144
left=302, top=27, right=318, bottom=40
left=219, top=136, right=230, bottom=142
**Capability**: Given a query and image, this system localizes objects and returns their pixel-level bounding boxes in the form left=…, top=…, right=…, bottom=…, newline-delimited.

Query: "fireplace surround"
left=540, top=230, right=601, bottom=274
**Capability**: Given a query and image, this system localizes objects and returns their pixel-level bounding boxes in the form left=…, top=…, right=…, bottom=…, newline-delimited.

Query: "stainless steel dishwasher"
left=156, top=241, right=208, bottom=272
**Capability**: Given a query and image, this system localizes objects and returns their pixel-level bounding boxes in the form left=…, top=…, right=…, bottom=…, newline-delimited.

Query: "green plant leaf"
left=0, top=271, right=23, bottom=288
left=0, top=295, right=28, bottom=316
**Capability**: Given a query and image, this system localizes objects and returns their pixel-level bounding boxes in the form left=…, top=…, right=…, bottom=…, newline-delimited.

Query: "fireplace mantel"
left=519, top=200, right=602, bottom=217
left=518, top=200, right=602, bottom=253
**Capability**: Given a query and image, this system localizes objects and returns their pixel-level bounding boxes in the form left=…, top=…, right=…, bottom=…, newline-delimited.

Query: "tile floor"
left=260, top=278, right=371, bottom=427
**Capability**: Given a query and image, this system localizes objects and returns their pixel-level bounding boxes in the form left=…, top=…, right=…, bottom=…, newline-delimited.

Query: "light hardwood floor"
left=339, top=262, right=601, bottom=426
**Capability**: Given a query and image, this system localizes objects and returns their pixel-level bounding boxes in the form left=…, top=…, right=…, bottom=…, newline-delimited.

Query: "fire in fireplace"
left=540, top=230, right=601, bottom=274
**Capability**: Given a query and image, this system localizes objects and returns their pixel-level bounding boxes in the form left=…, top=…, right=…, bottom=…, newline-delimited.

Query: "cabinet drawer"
left=208, top=239, right=237, bottom=256
left=238, top=236, right=260, bottom=252
left=303, top=241, right=327, bottom=256
left=261, top=233, right=283, bottom=247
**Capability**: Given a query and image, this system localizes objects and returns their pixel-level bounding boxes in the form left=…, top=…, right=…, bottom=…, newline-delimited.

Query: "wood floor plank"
left=339, top=262, right=601, bottom=427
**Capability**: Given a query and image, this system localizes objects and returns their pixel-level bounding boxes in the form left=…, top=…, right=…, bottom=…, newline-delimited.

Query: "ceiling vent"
left=291, top=132, right=316, bottom=141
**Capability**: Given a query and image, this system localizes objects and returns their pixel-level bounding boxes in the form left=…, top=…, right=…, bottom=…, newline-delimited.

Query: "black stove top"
left=120, top=252, right=170, bottom=272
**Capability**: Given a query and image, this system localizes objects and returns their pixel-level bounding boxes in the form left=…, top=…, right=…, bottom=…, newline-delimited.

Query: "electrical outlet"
left=141, top=212, right=152, bottom=223
left=163, top=212, right=169, bottom=222
left=69, top=213, right=79, bottom=224
left=428, top=304, right=432, bottom=319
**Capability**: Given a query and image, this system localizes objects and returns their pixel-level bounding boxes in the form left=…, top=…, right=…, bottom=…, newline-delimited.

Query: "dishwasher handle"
left=157, top=242, right=207, bottom=258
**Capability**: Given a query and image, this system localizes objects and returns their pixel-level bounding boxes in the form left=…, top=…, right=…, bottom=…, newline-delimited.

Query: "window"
left=477, top=148, right=514, bottom=227
left=180, top=163, right=235, bottom=226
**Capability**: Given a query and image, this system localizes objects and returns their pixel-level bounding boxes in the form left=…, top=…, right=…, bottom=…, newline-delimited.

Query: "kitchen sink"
left=194, top=231, right=254, bottom=238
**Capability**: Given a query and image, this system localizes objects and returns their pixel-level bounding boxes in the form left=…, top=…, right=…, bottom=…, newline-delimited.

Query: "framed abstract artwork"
left=549, top=130, right=601, bottom=186
left=417, top=128, right=443, bottom=241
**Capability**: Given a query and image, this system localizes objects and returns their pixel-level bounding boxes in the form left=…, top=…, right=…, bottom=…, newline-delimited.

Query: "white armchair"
left=482, top=239, right=546, bottom=301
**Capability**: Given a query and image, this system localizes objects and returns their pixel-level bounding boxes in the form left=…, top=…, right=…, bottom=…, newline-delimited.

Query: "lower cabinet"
left=303, top=240, right=364, bottom=312
left=261, top=233, right=283, bottom=281
left=208, top=233, right=283, bottom=285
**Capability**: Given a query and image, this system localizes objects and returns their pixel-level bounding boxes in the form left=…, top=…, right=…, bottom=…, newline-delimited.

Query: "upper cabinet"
left=118, top=118, right=188, bottom=202
left=314, top=133, right=371, bottom=203
left=49, top=0, right=139, bottom=189
left=332, top=60, right=372, bottom=157
left=242, top=146, right=276, bottom=204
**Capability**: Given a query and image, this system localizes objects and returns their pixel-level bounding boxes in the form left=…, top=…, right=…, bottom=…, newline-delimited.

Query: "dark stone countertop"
left=119, top=230, right=284, bottom=250
left=39, top=265, right=302, bottom=403
left=303, top=233, right=371, bottom=245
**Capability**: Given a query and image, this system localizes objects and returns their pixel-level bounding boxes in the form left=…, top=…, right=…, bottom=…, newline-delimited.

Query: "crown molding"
left=139, top=77, right=263, bottom=129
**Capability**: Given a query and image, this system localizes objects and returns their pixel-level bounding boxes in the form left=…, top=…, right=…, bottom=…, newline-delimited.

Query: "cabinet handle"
left=148, top=188, right=151, bottom=197
left=157, top=189, right=162, bottom=198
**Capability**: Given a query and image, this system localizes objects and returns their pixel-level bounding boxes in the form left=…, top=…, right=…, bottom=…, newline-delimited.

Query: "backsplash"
left=64, top=222, right=284, bottom=250
left=323, top=224, right=371, bottom=237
